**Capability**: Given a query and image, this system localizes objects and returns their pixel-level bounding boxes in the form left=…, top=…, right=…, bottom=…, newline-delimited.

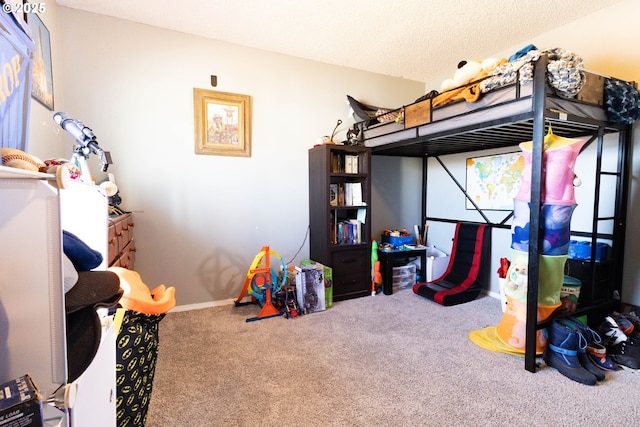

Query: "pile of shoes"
left=544, top=312, right=640, bottom=385
left=600, top=312, right=640, bottom=370
left=543, top=316, right=615, bottom=386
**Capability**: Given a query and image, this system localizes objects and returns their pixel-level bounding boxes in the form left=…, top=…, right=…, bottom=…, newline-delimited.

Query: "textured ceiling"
left=56, top=0, right=623, bottom=82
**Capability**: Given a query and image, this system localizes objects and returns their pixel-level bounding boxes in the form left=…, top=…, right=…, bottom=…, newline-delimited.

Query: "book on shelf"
left=329, top=184, right=338, bottom=206
left=330, top=152, right=344, bottom=173
left=345, top=154, right=359, bottom=174
left=337, top=182, right=345, bottom=205
left=330, top=208, right=366, bottom=244
left=349, top=182, right=363, bottom=205
left=335, top=219, right=362, bottom=244
left=342, top=182, right=363, bottom=206
left=330, top=152, right=359, bottom=174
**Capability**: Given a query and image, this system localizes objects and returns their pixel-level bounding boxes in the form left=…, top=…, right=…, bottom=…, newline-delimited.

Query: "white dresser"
left=0, top=165, right=116, bottom=427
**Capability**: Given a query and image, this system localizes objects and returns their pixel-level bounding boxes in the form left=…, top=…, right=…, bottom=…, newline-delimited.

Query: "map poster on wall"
left=465, top=152, right=524, bottom=211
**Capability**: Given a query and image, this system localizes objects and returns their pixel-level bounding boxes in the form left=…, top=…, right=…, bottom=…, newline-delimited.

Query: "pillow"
left=604, top=78, right=640, bottom=125
left=347, top=95, right=393, bottom=126
left=62, top=230, right=103, bottom=271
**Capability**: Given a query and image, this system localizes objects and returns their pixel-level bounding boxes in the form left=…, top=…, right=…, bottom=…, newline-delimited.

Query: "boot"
left=543, top=319, right=598, bottom=385
left=558, top=317, right=605, bottom=381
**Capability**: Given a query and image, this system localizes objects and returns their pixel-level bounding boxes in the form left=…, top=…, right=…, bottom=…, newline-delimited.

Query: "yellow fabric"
left=433, top=58, right=507, bottom=107
left=114, top=307, right=126, bottom=335
left=468, top=327, right=525, bottom=357
left=519, top=127, right=585, bottom=152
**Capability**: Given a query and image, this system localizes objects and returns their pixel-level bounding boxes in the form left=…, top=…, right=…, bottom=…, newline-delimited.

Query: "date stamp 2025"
left=2, top=2, right=46, bottom=15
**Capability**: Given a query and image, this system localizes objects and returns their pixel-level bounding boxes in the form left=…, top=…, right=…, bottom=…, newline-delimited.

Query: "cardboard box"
left=404, top=99, right=431, bottom=128
left=576, top=71, right=605, bottom=106
left=300, top=259, right=333, bottom=309
left=295, top=263, right=327, bottom=314
left=0, top=375, right=43, bottom=427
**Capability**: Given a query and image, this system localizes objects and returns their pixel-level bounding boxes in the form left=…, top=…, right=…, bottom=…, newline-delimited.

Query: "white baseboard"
left=171, top=293, right=501, bottom=313
left=485, top=290, right=501, bottom=300
left=169, top=297, right=252, bottom=312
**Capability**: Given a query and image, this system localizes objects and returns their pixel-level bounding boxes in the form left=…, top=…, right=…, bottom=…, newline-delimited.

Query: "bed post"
left=422, top=155, right=428, bottom=229
left=524, top=53, right=548, bottom=373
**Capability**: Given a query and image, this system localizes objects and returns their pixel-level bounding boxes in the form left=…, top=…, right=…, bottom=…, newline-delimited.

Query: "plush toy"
left=63, top=230, right=103, bottom=271
left=505, top=262, right=528, bottom=301
left=108, top=266, right=176, bottom=315
left=44, top=158, right=81, bottom=179
left=434, top=58, right=506, bottom=107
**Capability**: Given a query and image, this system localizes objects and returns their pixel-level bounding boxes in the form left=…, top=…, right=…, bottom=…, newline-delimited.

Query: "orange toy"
left=108, top=267, right=176, bottom=314
left=234, top=246, right=286, bottom=322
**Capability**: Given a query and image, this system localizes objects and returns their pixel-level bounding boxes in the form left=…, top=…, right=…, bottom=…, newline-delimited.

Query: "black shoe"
left=608, top=337, right=640, bottom=370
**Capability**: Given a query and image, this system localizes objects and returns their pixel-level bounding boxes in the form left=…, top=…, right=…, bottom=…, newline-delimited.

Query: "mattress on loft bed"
left=363, top=73, right=607, bottom=149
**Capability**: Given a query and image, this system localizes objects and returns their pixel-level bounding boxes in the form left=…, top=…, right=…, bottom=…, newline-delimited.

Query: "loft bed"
left=354, top=51, right=634, bottom=372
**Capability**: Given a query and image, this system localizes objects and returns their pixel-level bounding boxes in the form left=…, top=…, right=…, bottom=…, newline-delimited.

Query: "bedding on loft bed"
left=351, top=47, right=639, bottom=153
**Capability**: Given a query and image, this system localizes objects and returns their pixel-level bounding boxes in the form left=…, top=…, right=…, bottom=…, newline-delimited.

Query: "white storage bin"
left=424, top=246, right=449, bottom=282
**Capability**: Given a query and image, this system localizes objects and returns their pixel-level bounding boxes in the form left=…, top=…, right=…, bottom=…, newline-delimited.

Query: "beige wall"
left=42, top=7, right=423, bottom=307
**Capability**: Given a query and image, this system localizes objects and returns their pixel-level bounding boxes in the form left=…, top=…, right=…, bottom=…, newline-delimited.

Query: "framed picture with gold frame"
left=194, top=88, right=252, bottom=157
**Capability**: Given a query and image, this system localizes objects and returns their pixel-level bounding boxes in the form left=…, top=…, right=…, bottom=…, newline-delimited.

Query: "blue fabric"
left=509, top=44, right=538, bottom=62
left=604, top=78, right=640, bottom=125
left=63, top=230, right=103, bottom=271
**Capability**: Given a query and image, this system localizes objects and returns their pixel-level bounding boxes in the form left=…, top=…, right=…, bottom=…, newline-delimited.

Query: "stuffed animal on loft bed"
left=432, top=57, right=507, bottom=107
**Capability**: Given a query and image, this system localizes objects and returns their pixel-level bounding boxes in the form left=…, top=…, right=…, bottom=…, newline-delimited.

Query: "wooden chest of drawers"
left=108, top=213, right=136, bottom=269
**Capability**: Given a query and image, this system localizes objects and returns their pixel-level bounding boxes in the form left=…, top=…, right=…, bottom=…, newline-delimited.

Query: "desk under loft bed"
left=356, top=52, right=633, bottom=372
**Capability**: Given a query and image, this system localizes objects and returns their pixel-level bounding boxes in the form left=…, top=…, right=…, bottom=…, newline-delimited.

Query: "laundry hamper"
left=115, top=309, right=166, bottom=427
